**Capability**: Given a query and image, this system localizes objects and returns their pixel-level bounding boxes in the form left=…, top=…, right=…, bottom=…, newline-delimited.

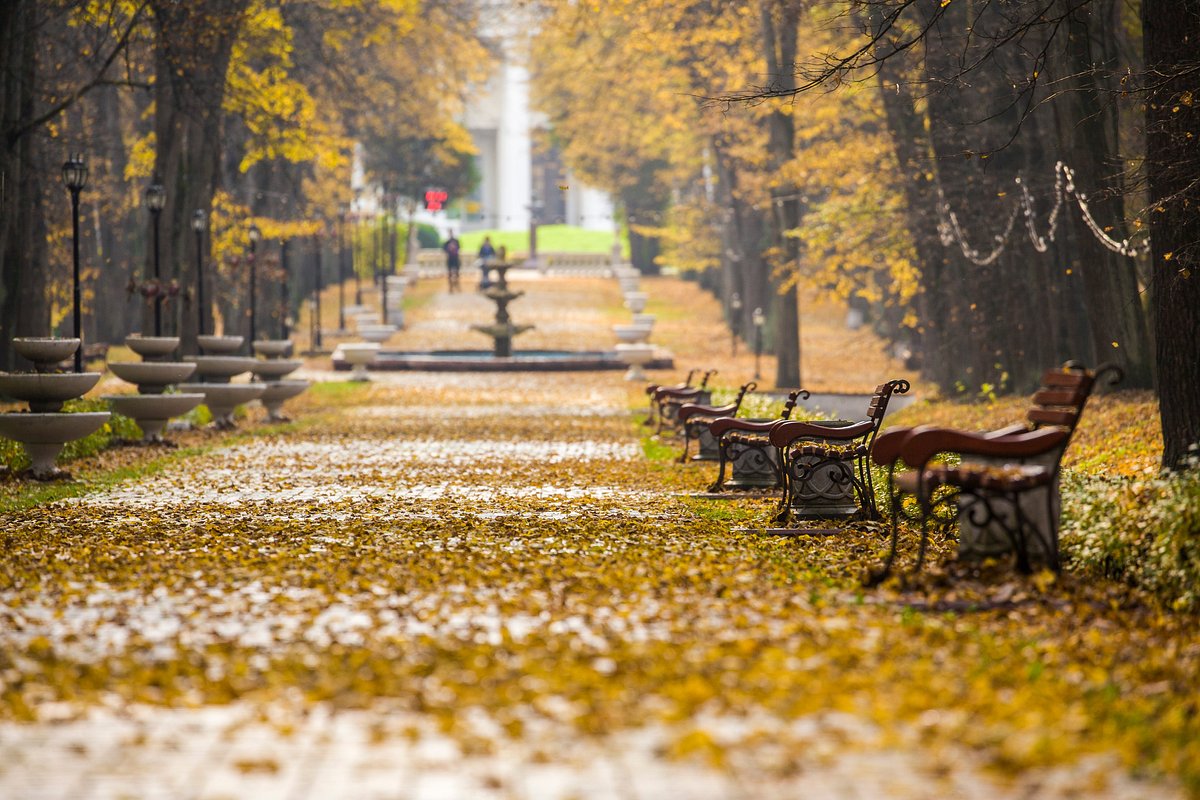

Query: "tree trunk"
left=1144, top=0, right=1200, bottom=468
left=0, top=0, right=50, bottom=370
left=760, top=1, right=802, bottom=389
left=1054, top=0, right=1154, bottom=387
left=149, top=0, right=248, bottom=354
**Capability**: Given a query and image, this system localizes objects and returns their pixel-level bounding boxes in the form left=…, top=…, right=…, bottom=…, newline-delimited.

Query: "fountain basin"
left=336, top=343, right=380, bottom=380
left=196, top=335, right=244, bottom=354
left=632, top=313, right=656, bottom=328
left=185, top=355, right=258, bottom=382
left=103, top=393, right=204, bottom=442
left=250, top=359, right=303, bottom=379
left=13, top=337, right=80, bottom=369
left=252, top=339, right=294, bottom=358
left=0, top=372, right=101, bottom=412
left=178, top=382, right=266, bottom=427
left=259, top=380, right=309, bottom=421
left=124, top=335, right=180, bottom=359
left=332, top=349, right=674, bottom=373
left=0, top=411, right=111, bottom=478
left=107, top=361, right=196, bottom=393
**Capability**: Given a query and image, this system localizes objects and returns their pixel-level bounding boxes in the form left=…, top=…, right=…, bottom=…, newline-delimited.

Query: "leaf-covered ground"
left=0, top=272, right=1195, bottom=799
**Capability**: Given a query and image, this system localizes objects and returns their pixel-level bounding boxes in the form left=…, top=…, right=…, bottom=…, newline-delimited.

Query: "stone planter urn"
left=615, top=343, right=655, bottom=381
left=0, top=337, right=110, bottom=479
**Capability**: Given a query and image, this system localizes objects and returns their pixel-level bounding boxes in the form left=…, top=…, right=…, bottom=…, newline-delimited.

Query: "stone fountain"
left=0, top=337, right=111, bottom=479
left=250, top=339, right=308, bottom=422
left=104, top=335, right=204, bottom=444
left=470, top=262, right=533, bottom=358
left=178, top=335, right=266, bottom=429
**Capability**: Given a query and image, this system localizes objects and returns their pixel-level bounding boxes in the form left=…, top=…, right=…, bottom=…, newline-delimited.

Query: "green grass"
left=458, top=225, right=628, bottom=258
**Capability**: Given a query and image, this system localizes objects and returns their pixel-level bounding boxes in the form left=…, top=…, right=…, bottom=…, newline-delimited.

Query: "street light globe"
left=248, top=224, right=262, bottom=243
left=192, top=209, right=207, bottom=233
left=145, top=180, right=165, bottom=212
left=61, top=153, right=88, bottom=192
left=752, top=307, right=765, bottom=328
left=731, top=292, right=743, bottom=312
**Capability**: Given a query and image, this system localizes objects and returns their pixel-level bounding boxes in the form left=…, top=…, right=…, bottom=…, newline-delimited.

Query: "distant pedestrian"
left=443, top=231, right=461, bottom=292
left=478, top=236, right=496, bottom=289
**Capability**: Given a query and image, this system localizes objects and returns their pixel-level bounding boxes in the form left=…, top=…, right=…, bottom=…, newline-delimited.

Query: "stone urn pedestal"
left=337, top=342, right=380, bottom=381
left=103, top=335, right=203, bottom=444
left=250, top=340, right=308, bottom=422
left=624, top=292, right=648, bottom=313
left=357, top=324, right=399, bottom=344
left=179, top=335, right=265, bottom=428
left=615, top=343, right=656, bottom=381
left=0, top=337, right=110, bottom=479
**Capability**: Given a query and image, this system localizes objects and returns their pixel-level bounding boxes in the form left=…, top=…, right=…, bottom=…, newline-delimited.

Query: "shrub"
left=416, top=223, right=441, bottom=248
left=1061, top=455, right=1200, bottom=611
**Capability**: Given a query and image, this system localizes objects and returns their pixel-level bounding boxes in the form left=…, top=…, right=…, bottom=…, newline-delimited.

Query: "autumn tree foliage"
left=535, top=0, right=1196, bottom=465
left=0, top=0, right=486, bottom=367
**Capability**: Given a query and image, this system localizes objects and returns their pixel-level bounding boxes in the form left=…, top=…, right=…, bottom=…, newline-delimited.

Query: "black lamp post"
left=61, top=153, right=88, bottom=373
left=352, top=210, right=363, bottom=306
left=248, top=223, right=261, bottom=348
left=280, top=238, right=291, bottom=340
left=730, top=292, right=743, bottom=357
left=752, top=306, right=765, bottom=381
left=311, top=230, right=324, bottom=351
left=145, top=179, right=166, bottom=337
left=381, top=194, right=391, bottom=325
left=337, top=206, right=347, bottom=331
left=191, top=209, right=207, bottom=337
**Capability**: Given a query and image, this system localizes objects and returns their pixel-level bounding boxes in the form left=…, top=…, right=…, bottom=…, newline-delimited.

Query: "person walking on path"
left=443, top=231, right=462, bottom=292
left=478, top=236, right=496, bottom=289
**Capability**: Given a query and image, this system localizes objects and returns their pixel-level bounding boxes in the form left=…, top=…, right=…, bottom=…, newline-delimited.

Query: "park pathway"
left=0, top=274, right=1186, bottom=799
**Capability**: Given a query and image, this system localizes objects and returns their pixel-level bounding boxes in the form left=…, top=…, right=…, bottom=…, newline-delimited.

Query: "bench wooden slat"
left=1032, top=388, right=1087, bottom=407
left=1027, top=408, right=1080, bottom=428
left=1041, top=371, right=1090, bottom=388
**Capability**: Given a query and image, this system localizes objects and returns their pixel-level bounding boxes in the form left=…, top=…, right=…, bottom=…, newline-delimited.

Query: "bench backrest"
left=1027, top=362, right=1121, bottom=435
left=780, top=389, right=810, bottom=420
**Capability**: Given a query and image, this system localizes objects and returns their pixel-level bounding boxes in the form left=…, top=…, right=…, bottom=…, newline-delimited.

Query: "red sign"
left=424, top=189, right=448, bottom=211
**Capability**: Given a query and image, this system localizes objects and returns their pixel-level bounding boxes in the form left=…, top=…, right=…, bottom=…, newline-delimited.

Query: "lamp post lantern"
left=730, top=292, right=743, bottom=357
left=145, top=179, right=166, bottom=336
left=247, top=223, right=262, bottom=348
left=191, top=209, right=207, bottom=337
left=752, top=306, right=765, bottom=381
left=61, top=153, right=88, bottom=373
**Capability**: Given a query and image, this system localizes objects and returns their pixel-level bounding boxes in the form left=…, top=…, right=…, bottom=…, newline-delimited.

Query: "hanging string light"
left=936, top=160, right=1150, bottom=265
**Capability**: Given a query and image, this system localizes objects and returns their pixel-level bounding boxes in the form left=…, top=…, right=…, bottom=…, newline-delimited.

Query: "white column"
left=496, top=60, right=531, bottom=232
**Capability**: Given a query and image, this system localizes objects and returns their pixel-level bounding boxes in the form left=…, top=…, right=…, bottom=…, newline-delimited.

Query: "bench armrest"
left=655, top=386, right=704, bottom=402
left=678, top=402, right=737, bottom=423
left=893, top=426, right=1069, bottom=469
left=709, top=416, right=781, bottom=438
left=769, top=418, right=874, bottom=448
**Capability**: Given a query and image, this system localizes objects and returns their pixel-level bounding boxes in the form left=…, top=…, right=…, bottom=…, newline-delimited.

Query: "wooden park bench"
left=767, top=379, right=911, bottom=525
left=649, top=369, right=716, bottom=436
left=643, top=369, right=698, bottom=426
left=867, top=362, right=1121, bottom=584
left=705, top=389, right=809, bottom=493
left=676, top=381, right=757, bottom=462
